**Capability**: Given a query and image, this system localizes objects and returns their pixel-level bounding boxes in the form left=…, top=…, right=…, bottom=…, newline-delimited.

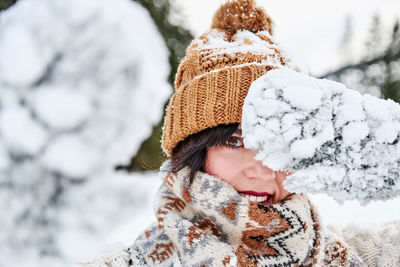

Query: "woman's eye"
left=225, top=136, right=244, bottom=148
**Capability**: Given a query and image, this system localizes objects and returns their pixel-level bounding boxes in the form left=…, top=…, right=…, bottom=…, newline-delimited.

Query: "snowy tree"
left=128, top=0, right=193, bottom=171
left=0, top=0, right=16, bottom=11
left=0, top=0, right=170, bottom=265
left=322, top=16, right=400, bottom=102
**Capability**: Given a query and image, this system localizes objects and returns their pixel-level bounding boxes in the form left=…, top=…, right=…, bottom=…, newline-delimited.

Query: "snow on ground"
left=243, top=68, right=400, bottom=204
left=0, top=0, right=170, bottom=266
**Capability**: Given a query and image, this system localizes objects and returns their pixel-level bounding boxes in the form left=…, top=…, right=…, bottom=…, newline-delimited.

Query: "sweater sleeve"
left=329, top=221, right=400, bottom=267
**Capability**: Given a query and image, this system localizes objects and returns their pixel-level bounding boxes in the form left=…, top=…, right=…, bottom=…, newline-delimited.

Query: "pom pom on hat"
left=211, top=0, right=274, bottom=36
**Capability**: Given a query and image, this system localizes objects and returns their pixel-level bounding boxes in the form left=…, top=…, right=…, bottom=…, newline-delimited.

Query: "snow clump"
left=242, top=68, right=400, bottom=204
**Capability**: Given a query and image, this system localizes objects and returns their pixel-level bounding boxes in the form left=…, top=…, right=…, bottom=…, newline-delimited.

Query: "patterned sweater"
left=77, top=167, right=400, bottom=267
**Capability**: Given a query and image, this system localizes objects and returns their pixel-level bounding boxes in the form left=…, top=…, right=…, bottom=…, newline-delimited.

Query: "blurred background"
left=0, top=0, right=399, bottom=266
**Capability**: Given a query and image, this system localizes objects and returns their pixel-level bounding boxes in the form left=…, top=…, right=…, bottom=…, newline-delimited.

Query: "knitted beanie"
left=162, top=0, right=298, bottom=155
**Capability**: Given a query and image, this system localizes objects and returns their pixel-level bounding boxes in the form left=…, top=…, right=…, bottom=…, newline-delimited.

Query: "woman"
left=79, top=0, right=400, bottom=266
left=170, top=123, right=291, bottom=205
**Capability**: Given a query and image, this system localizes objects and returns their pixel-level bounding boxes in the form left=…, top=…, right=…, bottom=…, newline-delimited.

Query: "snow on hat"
left=161, top=0, right=299, bottom=155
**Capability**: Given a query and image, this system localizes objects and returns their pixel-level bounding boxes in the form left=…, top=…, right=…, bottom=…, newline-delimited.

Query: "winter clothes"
left=161, top=0, right=299, bottom=155
left=76, top=163, right=400, bottom=267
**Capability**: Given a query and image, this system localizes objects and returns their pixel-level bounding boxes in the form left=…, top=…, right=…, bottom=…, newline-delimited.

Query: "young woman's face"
left=203, top=125, right=291, bottom=204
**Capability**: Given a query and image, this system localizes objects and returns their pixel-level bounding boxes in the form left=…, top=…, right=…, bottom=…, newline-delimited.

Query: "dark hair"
left=170, top=123, right=239, bottom=184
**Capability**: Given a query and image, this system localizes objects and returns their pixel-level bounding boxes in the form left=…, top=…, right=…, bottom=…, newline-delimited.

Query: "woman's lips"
left=238, top=191, right=272, bottom=196
left=238, top=191, right=273, bottom=204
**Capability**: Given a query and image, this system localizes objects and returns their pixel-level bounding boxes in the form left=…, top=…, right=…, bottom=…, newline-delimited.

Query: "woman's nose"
left=242, top=154, right=276, bottom=180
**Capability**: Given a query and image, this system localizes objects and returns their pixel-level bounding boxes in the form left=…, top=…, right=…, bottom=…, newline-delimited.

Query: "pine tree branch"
left=319, top=49, right=400, bottom=79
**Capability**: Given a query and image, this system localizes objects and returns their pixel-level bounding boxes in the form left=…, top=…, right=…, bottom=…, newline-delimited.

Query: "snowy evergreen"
left=0, top=0, right=170, bottom=265
left=243, top=68, right=400, bottom=204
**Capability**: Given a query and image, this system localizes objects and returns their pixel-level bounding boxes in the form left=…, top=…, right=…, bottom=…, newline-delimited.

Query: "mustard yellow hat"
left=162, top=0, right=297, bottom=155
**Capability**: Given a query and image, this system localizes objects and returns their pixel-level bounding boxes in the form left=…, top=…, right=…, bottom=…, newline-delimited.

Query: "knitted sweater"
left=77, top=167, right=400, bottom=267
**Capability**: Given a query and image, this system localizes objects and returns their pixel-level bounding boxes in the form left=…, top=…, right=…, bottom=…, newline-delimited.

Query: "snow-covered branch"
left=0, top=0, right=170, bottom=265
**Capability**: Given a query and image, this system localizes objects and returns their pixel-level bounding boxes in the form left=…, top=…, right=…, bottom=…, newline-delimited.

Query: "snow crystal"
left=242, top=68, right=400, bottom=204
left=0, top=0, right=170, bottom=265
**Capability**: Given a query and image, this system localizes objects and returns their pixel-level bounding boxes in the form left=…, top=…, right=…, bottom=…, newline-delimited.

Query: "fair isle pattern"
left=128, top=165, right=364, bottom=267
